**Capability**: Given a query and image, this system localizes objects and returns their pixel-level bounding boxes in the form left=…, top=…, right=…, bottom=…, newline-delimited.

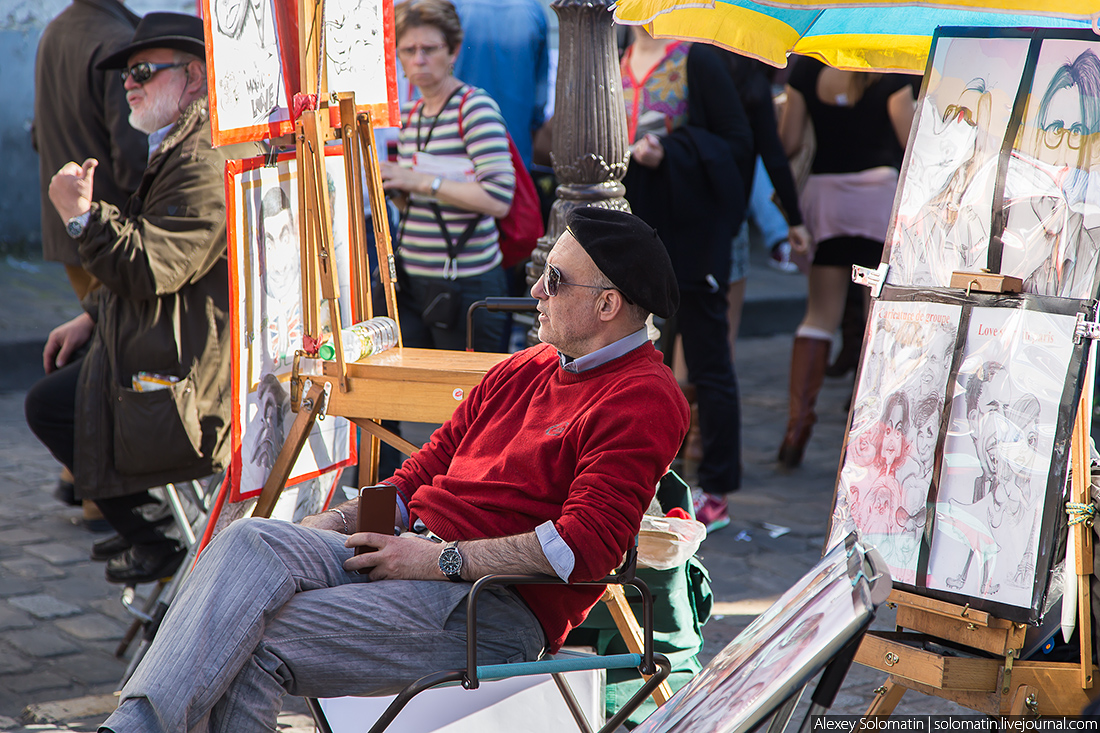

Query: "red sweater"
left=387, top=341, right=689, bottom=652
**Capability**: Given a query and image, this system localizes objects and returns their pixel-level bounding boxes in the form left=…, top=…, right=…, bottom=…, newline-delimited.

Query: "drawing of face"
left=998, top=394, right=1041, bottom=492
left=863, top=477, right=898, bottom=535
left=919, top=327, right=954, bottom=397
left=263, top=206, right=298, bottom=298
left=914, top=414, right=936, bottom=468
left=849, top=425, right=880, bottom=468
left=1033, top=49, right=1100, bottom=171
left=968, top=368, right=1013, bottom=479
left=880, top=397, right=909, bottom=471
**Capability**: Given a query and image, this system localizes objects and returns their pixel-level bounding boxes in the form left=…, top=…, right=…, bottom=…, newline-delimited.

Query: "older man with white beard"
left=24, top=13, right=258, bottom=585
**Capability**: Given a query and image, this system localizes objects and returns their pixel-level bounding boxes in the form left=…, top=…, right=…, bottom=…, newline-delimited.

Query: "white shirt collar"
left=558, top=327, right=649, bottom=374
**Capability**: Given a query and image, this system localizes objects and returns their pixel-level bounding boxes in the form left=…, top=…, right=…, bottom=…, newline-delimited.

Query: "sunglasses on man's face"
left=542, top=262, right=624, bottom=299
left=120, top=61, right=186, bottom=85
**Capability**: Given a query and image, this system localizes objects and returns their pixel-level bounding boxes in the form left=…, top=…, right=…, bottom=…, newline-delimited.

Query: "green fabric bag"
left=564, top=474, right=714, bottom=727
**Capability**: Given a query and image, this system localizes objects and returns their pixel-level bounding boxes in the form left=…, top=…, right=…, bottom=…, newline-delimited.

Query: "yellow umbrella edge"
left=753, top=0, right=1100, bottom=21
left=616, top=1, right=934, bottom=72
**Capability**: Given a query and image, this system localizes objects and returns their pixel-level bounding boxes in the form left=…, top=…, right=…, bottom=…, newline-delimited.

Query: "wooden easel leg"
left=1010, top=685, right=1039, bottom=716
left=601, top=585, right=674, bottom=706
left=864, top=679, right=906, bottom=716
left=252, top=382, right=328, bottom=519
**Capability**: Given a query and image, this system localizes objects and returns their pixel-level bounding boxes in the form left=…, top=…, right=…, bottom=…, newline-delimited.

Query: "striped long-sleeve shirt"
left=397, top=85, right=515, bottom=278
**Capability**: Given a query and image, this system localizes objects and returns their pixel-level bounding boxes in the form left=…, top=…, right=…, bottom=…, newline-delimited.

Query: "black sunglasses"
left=542, top=262, right=632, bottom=303
left=120, top=61, right=186, bottom=85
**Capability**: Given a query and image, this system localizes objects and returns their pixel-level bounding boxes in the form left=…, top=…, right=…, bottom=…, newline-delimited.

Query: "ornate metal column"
left=526, top=0, right=630, bottom=343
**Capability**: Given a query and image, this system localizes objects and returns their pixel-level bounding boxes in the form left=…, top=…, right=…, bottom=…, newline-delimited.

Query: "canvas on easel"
left=924, top=301, right=1087, bottom=620
left=224, top=149, right=358, bottom=503
left=201, top=0, right=298, bottom=145
left=202, top=0, right=400, bottom=147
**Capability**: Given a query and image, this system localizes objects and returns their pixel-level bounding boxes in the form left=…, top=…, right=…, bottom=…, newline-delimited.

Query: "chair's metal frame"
left=115, top=475, right=219, bottom=685
left=306, top=544, right=673, bottom=733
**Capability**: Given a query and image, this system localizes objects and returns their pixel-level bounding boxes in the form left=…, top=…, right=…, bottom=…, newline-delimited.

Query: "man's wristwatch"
left=438, top=541, right=463, bottom=581
left=66, top=211, right=91, bottom=239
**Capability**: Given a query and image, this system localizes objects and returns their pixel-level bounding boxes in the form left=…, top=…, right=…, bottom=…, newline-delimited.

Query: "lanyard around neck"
left=415, top=84, right=465, bottom=152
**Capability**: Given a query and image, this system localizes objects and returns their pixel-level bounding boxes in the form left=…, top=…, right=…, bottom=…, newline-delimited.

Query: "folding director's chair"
left=306, top=541, right=672, bottom=733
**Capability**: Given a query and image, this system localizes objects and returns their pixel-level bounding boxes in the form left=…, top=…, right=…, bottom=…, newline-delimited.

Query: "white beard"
left=129, top=86, right=181, bottom=134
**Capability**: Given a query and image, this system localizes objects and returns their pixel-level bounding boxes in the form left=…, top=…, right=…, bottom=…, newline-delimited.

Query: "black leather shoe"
left=105, top=545, right=186, bottom=584
left=91, top=534, right=132, bottom=562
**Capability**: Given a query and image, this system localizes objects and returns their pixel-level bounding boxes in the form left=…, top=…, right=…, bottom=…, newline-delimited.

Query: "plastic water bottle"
left=318, top=317, right=398, bottom=362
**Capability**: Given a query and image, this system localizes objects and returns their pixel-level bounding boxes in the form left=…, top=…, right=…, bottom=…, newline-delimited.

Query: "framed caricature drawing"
left=885, top=27, right=1100, bottom=303
left=826, top=286, right=1089, bottom=624
left=225, top=149, right=358, bottom=502
left=202, top=0, right=400, bottom=146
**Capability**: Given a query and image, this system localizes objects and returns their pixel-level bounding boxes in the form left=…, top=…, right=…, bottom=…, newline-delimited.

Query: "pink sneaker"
left=692, top=490, right=730, bottom=533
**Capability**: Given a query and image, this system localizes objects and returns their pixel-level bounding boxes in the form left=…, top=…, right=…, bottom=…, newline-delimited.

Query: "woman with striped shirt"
left=382, top=0, right=515, bottom=352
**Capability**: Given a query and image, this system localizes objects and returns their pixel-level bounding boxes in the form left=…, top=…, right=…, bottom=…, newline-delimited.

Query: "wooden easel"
left=855, top=276, right=1096, bottom=716
left=239, top=0, right=670, bottom=706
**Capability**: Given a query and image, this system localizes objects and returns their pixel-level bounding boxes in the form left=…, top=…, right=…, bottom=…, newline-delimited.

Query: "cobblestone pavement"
left=0, top=256, right=969, bottom=731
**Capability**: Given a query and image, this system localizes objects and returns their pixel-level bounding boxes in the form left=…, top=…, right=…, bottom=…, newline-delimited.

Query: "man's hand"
left=44, top=312, right=94, bottom=373
left=49, top=158, right=97, bottom=223
left=299, top=500, right=357, bottom=533
left=344, top=533, right=445, bottom=581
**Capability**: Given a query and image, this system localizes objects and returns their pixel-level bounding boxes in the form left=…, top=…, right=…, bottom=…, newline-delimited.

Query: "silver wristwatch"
left=66, top=211, right=91, bottom=239
left=438, top=541, right=463, bottom=581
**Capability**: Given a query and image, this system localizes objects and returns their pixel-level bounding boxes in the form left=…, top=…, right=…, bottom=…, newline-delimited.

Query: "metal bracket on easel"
left=300, top=379, right=332, bottom=421
left=1074, top=312, right=1100, bottom=344
left=852, top=262, right=889, bottom=298
left=1002, top=648, right=1017, bottom=695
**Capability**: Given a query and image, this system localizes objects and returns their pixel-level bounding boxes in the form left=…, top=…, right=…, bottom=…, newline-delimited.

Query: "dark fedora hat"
left=97, top=12, right=206, bottom=70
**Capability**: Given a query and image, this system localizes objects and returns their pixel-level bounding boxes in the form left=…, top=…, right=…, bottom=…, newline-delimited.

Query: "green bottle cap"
left=318, top=342, right=336, bottom=361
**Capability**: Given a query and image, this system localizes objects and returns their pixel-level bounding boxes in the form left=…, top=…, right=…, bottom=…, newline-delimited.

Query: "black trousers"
left=676, top=287, right=742, bottom=495
left=24, top=357, right=179, bottom=548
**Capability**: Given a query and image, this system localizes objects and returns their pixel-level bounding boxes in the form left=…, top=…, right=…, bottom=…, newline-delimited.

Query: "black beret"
left=565, top=207, right=679, bottom=319
left=98, top=13, right=206, bottom=70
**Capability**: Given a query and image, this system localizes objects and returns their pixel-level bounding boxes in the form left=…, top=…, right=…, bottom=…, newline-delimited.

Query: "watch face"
left=66, top=219, right=84, bottom=238
left=439, top=546, right=462, bottom=578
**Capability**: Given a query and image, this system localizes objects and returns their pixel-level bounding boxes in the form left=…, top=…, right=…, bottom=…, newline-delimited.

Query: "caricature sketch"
left=887, top=37, right=1029, bottom=288
left=829, top=300, right=960, bottom=586
left=325, top=0, right=392, bottom=109
left=257, top=186, right=302, bottom=372
left=228, top=154, right=356, bottom=502
left=926, top=308, right=1077, bottom=609
left=203, top=0, right=291, bottom=144
left=1001, top=42, right=1100, bottom=300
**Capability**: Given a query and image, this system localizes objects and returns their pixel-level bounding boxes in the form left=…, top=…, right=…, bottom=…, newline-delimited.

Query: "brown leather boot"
left=777, top=336, right=831, bottom=468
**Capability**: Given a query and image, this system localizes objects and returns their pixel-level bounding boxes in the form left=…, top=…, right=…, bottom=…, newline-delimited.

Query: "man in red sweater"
left=101, top=207, right=689, bottom=733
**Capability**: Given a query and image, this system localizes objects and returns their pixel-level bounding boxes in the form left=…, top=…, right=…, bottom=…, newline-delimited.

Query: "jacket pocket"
left=113, top=373, right=203, bottom=475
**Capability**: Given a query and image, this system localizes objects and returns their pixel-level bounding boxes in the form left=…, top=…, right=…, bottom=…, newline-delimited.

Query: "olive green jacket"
left=73, top=99, right=239, bottom=499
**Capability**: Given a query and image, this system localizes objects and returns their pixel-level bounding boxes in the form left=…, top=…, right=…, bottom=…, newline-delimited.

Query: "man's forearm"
left=460, top=532, right=556, bottom=580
